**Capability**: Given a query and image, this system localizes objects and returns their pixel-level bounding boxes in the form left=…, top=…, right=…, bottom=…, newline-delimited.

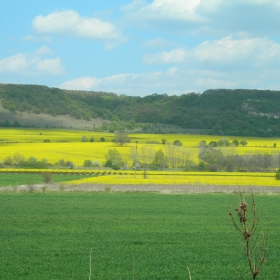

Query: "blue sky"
left=1, top=0, right=280, bottom=96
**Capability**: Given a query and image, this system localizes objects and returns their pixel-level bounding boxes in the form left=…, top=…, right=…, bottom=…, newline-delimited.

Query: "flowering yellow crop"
left=1, top=128, right=280, bottom=167
left=68, top=172, right=279, bottom=187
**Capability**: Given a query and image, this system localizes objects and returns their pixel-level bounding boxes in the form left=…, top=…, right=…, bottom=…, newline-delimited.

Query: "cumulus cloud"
left=59, top=61, right=280, bottom=96
left=59, top=77, right=100, bottom=90
left=121, top=0, right=280, bottom=36
left=57, top=34, right=280, bottom=96
left=121, top=0, right=202, bottom=21
left=143, top=48, right=188, bottom=64
left=22, top=35, right=52, bottom=43
left=142, top=36, right=280, bottom=70
left=35, top=57, right=64, bottom=75
left=32, top=10, right=126, bottom=48
left=35, top=46, right=53, bottom=55
left=59, top=68, right=180, bottom=95
left=0, top=54, right=28, bottom=73
left=0, top=47, right=64, bottom=76
left=142, top=37, right=177, bottom=49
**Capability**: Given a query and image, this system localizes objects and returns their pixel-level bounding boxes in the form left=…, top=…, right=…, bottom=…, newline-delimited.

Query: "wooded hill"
left=1, top=83, right=280, bottom=137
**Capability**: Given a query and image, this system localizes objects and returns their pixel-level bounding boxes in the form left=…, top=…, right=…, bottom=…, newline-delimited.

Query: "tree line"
left=1, top=84, right=280, bottom=137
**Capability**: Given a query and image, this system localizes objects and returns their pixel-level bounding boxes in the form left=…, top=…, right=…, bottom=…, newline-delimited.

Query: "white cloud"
left=0, top=53, right=27, bottom=73
left=143, top=48, right=188, bottom=64
left=32, top=10, right=126, bottom=47
left=142, top=37, right=176, bottom=48
left=0, top=48, right=64, bottom=76
left=35, top=46, right=53, bottom=56
left=121, top=0, right=280, bottom=36
left=22, top=35, right=52, bottom=43
left=122, top=0, right=202, bottom=21
left=142, top=36, right=280, bottom=70
left=36, top=58, right=64, bottom=75
left=59, top=68, right=179, bottom=95
left=59, top=61, right=280, bottom=96
left=59, top=77, right=100, bottom=90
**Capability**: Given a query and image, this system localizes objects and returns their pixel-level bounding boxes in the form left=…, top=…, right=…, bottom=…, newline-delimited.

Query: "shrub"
left=276, top=169, right=280, bottom=180
left=91, top=161, right=102, bottom=167
left=83, top=160, right=92, bottom=167
left=42, top=173, right=53, bottom=184
left=173, top=140, right=182, bottom=146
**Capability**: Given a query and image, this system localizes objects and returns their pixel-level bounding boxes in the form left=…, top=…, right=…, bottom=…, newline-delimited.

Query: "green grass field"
left=0, top=173, right=92, bottom=187
left=0, top=192, right=279, bottom=279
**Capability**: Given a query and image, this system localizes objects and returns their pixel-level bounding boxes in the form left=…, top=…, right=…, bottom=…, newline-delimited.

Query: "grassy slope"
left=0, top=192, right=279, bottom=279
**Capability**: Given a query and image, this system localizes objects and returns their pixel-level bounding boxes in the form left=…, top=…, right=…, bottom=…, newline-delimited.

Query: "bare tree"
left=114, top=131, right=130, bottom=146
left=229, top=193, right=267, bottom=280
left=140, top=145, right=155, bottom=168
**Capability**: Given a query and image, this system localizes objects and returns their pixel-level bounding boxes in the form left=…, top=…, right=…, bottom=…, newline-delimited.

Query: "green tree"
left=199, top=140, right=207, bottom=148
left=105, top=149, right=124, bottom=169
left=152, top=148, right=167, bottom=168
left=13, top=152, right=25, bottom=166
left=173, top=140, right=182, bottom=146
left=4, top=156, right=13, bottom=165
left=276, top=169, right=280, bottom=180
left=209, top=141, right=218, bottom=147
left=240, top=140, right=248, bottom=146
left=231, top=139, right=239, bottom=146
left=199, top=147, right=223, bottom=167
left=83, top=160, right=92, bottom=167
left=218, top=138, right=230, bottom=146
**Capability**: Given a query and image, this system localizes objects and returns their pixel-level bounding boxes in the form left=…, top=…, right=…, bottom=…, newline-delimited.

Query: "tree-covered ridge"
left=0, top=84, right=97, bottom=120
left=1, top=84, right=280, bottom=137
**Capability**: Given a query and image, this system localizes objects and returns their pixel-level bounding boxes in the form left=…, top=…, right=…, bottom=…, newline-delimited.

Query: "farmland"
left=0, top=128, right=280, bottom=279
left=0, top=128, right=280, bottom=166
left=0, top=192, right=279, bottom=279
left=0, top=128, right=280, bottom=188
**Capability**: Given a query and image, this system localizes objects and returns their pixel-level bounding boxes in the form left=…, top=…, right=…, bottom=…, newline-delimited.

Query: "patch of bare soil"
left=2, top=183, right=280, bottom=194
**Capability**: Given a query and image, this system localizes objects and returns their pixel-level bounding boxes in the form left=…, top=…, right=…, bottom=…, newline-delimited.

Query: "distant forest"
left=1, top=83, right=280, bottom=137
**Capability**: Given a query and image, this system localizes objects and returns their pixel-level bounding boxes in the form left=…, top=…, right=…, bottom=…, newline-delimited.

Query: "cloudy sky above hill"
left=1, top=0, right=280, bottom=96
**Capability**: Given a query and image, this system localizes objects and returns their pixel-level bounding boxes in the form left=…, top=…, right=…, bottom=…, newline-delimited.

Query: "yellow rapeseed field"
left=67, top=172, right=279, bottom=187
left=1, top=128, right=280, bottom=167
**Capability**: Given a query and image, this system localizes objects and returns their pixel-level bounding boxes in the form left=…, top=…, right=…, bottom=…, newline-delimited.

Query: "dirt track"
left=2, top=183, right=280, bottom=194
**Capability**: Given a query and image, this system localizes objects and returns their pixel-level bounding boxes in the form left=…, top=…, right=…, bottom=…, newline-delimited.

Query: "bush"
left=4, top=156, right=13, bottom=165
left=91, top=161, right=102, bottom=167
left=42, top=173, right=53, bottom=184
left=83, top=160, right=92, bottom=167
left=19, top=157, right=49, bottom=169
left=173, top=140, right=182, bottom=146
left=208, top=164, right=219, bottom=172
left=276, top=169, right=280, bottom=180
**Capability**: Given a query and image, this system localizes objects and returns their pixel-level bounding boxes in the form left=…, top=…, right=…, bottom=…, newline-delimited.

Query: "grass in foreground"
left=0, top=192, right=279, bottom=279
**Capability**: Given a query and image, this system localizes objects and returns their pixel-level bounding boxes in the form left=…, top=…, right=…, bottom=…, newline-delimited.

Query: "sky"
left=1, top=0, right=280, bottom=96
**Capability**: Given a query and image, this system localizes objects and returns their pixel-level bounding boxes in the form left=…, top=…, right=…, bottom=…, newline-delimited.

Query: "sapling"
left=229, top=193, right=267, bottom=280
